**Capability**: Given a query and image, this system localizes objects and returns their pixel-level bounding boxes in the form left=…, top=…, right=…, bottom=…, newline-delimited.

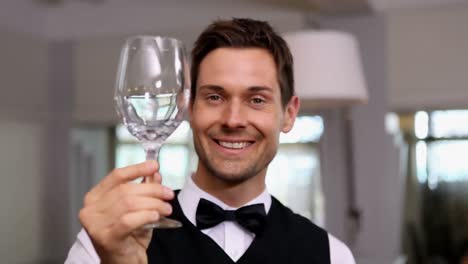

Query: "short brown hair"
left=191, top=18, right=294, bottom=107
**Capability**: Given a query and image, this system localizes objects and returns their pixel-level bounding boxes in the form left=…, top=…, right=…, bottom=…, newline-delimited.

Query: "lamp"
left=283, top=30, right=368, bottom=246
left=283, top=30, right=368, bottom=108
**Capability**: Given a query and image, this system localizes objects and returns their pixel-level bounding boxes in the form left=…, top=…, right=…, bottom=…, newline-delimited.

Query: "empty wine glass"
left=114, top=36, right=190, bottom=228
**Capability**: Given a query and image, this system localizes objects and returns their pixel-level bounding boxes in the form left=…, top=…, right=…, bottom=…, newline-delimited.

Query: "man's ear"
left=282, top=96, right=300, bottom=133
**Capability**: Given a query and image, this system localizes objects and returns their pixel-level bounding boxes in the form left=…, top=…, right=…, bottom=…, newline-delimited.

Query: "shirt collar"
left=177, top=174, right=272, bottom=227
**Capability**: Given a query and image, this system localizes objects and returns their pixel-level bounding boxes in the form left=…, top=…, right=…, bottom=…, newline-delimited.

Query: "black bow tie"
left=195, top=198, right=267, bottom=235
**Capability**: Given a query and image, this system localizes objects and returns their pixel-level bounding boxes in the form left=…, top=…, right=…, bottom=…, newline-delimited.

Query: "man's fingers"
left=125, top=183, right=173, bottom=199
left=104, top=160, right=159, bottom=189
left=108, top=196, right=173, bottom=218
left=94, top=183, right=174, bottom=212
left=114, top=210, right=161, bottom=239
left=81, top=196, right=172, bottom=239
left=86, top=161, right=159, bottom=204
left=144, top=171, right=162, bottom=184
left=153, top=172, right=162, bottom=184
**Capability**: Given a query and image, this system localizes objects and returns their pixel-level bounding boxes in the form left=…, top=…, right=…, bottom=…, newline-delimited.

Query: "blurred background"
left=1, top=0, right=468, bottom=263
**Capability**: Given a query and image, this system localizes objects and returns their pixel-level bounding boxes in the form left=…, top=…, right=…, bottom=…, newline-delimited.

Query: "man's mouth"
left=215, top=140, right=253, bottom=149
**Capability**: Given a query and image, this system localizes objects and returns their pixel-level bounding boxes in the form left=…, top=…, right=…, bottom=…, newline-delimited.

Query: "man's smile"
left=216, top=140, right=253, bottom=149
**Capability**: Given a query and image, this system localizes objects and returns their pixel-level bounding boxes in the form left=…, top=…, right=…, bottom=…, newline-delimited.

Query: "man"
left=66, top=18, right=355, bottom=263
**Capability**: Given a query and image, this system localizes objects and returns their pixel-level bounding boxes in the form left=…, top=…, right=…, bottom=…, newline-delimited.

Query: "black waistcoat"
left=147, top=194, right=330, bottom=264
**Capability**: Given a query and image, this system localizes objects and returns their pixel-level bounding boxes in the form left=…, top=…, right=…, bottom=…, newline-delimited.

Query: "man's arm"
left=329, top=234, right=356, bottom=264
left=65, top=229, right=100, bottom=264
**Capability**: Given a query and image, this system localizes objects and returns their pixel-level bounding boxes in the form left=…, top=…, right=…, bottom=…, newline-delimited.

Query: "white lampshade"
left=283, top=30, right=368, bottom=109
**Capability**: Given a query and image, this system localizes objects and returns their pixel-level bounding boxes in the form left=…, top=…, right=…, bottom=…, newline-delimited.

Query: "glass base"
left=143, top=217, right=182, bottom=229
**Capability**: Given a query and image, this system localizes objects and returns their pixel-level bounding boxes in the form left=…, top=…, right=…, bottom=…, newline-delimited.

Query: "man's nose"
left=222, top=100, right=248, bottom=129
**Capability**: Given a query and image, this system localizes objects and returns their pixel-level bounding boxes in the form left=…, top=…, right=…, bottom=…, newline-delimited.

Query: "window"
left=413, top=110, right=468, bottom=188
left=400, top=109, right=468, bottom=263
left=115, top=116, right=324, bottom=223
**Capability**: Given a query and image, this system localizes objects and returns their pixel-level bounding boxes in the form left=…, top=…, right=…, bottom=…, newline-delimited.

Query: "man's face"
left=190, top=47, right=299, bottom=184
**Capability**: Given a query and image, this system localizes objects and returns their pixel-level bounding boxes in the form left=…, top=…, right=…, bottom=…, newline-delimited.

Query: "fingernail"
left=165, top=204, right=173, bottom=214
left=164, top=187, right=174, bottom=197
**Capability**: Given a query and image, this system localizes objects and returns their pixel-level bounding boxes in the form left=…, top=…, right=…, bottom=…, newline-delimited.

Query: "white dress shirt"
left=65, top=175, right=355, bottom=263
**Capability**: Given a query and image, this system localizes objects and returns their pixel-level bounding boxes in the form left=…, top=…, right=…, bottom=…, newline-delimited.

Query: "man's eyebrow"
left=198, top=85, right=224, bottom=92
left=248, top=86, right=274, bottom=93
left=198, top=85, right=274, bottom=93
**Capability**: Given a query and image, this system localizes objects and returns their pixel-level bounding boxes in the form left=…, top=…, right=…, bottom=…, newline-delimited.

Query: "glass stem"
left=143, top=143, right=161, bottom=183
left=145, top=147, right=160, bottom=161
left=143, top=141, right=162, bottom=161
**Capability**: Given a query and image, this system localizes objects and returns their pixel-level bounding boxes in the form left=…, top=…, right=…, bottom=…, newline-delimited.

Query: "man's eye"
left=207, top=95, right=222, bottom=101
left=251, top=97, right=266, bottom=104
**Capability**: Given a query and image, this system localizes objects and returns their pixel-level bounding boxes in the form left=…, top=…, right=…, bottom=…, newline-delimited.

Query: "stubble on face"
left=192, top=127, right=278, bottom=185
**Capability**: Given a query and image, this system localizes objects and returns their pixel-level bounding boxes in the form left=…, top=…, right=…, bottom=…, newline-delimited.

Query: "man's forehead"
left=201, top=47, right=274, bottom=61
left=196, top=47, right=279, bottom=90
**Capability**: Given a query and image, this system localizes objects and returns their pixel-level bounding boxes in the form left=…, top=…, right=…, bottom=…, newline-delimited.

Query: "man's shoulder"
left=271, top=197, right=356, bottom=263
left=271, top=196, right=327, bottom=233
left=328, top=234, right=356, bottom=264
left=270, top=196, right=329, bottom=248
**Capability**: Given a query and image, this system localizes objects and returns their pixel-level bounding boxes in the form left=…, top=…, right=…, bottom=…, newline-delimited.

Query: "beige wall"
left=0, top=28, right=48, bottom=119
left=0, top=29, right=48, bottom=263
left=0, top=121, right=46, bottom=263
left=73, top=35, right=124, bottom=124
left=388, top=4, right=468, bottom=111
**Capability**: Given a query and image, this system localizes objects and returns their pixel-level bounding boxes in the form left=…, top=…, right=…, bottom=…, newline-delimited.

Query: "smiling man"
left=66, top=18, right=355, bottom=264
left=189, top=47, right=296, bottom=207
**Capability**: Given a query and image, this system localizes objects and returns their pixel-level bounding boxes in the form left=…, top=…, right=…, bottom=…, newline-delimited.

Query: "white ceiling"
left=2, top=0, right=468, bottom=39
left=243, top=0, right=468, bottom=13
left=370, top=0, right=468, bottom=12
left=23, top=0, right=468, bottom=12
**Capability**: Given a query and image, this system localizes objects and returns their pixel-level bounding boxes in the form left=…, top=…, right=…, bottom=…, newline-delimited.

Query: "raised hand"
left=78, top=161, right=174, bottom=264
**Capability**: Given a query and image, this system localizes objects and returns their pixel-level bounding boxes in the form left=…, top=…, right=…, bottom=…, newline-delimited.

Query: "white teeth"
left=218, top=141, right=250, bottom=149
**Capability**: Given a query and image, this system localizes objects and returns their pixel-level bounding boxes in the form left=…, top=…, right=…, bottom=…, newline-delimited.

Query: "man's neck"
left=191, top=169, right=266, bottom=208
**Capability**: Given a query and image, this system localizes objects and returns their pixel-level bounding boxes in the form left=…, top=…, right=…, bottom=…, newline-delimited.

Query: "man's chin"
left=208, top=167, right=257, bottom=185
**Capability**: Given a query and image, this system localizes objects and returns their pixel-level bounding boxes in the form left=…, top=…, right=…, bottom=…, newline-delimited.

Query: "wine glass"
left=114, top=36, right=190, bottom=228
